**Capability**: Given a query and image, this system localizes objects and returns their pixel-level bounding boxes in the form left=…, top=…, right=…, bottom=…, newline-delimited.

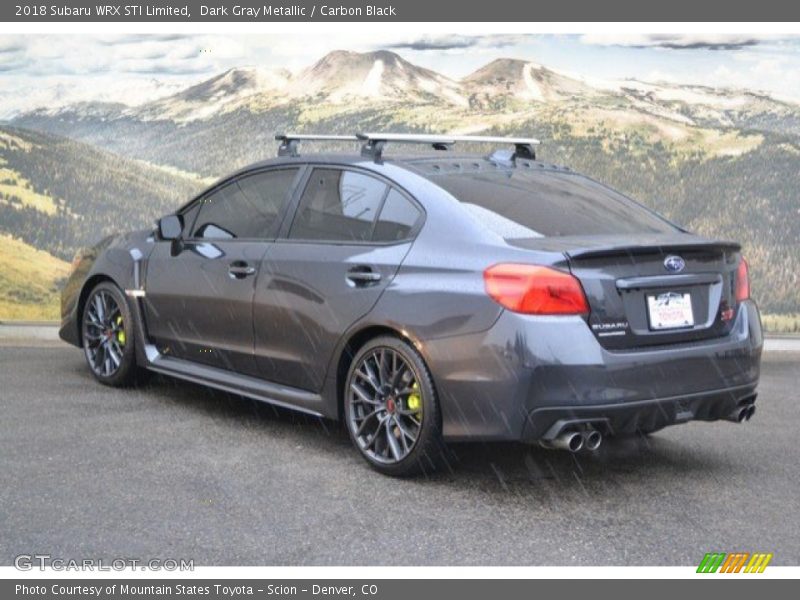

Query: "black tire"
left=344, top=335, right=447, bottom=477
left=81, top=281, right=139, bottom=387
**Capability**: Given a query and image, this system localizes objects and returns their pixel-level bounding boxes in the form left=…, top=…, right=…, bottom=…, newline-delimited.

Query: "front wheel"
left=81, top=281, right=138, bottom=387
left=344, top=336, right=447, bottom=477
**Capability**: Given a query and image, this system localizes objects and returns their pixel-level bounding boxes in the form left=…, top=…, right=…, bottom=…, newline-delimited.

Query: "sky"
left=1, top=33, right=800, bottom=117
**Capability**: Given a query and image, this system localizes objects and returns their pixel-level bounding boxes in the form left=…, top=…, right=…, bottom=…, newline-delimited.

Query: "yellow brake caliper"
left=115, top=316, right=126, bottom=345
left=407, top=382, right=422, bottom=420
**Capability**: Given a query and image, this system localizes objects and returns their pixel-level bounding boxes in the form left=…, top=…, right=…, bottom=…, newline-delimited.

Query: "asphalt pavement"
left=1, top=343, right=798, bottom=566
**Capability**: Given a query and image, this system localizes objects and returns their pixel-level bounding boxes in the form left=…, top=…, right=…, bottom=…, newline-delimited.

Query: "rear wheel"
left=344, top=336, right=446, bottom=477
left=81, top=282, right=138, bottom=387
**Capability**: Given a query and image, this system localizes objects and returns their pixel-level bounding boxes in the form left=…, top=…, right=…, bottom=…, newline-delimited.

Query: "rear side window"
left=432, top=169, right=677, bottom=238
left=192, top=168, right=298, bottom=239
left=373, top=189, right=421, bottom=242
left=289, top=169, right=388, bottom=242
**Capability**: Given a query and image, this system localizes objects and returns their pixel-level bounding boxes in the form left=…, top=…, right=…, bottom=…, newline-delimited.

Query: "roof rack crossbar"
left=275, top=133, right=361, bottom=157
left=357, top=133, right=540, bottom=161
left=275, top=132, right=540, bottom=161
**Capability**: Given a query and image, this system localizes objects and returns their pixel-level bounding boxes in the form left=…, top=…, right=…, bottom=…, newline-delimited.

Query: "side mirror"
left=158, top=215, right=183, bottom=240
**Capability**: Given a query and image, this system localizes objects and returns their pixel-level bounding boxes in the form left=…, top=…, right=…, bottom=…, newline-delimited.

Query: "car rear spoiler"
left=508, top=235, right=741, bottom=259
left=566, top=240, right=742, bottom=260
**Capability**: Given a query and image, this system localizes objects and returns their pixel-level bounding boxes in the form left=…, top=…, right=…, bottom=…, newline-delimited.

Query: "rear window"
left=431, top=169, right=678, bottom=238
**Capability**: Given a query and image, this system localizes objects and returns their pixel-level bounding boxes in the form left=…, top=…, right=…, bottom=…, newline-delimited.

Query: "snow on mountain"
left=459, top=58, right=800, bottom=132
left=133, top=67, right=291, bottom=122
left=0, top=76, right=188, bottom=120
left=288, top=50, right=467, bottom=106
left=463, top=58, right=600, bottom=103
left=601, top=79, right=800, bottom=130
left=10, top=50, right=799, bottom=133
left=123, top=52, right=470, bottom=122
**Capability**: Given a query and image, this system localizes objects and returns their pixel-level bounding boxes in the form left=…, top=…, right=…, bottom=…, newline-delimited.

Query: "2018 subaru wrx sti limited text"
left=60, top=133, right=763, bottom=476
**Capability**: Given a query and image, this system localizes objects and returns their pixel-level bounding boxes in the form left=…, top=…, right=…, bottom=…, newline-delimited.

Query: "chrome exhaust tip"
left=745, top=405, right=756, bottom=421
left=584, top=430, right=603, bottom=451
left=726, top=405, right=750, bottom=423
left=540, top=431, right=584, bottom=453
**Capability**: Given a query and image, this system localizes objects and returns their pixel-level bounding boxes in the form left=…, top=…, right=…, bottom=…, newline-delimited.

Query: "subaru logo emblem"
left=664, top=255, right=686, bottom=273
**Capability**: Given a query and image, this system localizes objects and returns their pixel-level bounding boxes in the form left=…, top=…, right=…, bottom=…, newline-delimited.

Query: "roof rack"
left=275, top=132, right=540, bottom=161
left=357, top=133, right=539, bottom=161
left=276, top=134, right=360, bottom=157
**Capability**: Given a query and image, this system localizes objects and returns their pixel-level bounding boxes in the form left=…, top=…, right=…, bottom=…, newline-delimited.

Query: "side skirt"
left=145, top=354, right=326, bottom=418
left=125, top=291, right=326, bottom=419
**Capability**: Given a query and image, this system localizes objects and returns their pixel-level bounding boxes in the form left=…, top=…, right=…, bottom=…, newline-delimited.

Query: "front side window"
left=289, top=169, right=388, bottom=242
left=192, top=168, right=299, bottom=239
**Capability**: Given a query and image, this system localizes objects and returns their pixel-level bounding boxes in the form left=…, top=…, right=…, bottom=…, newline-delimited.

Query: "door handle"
left=346, top=266, right=382, bottom=286
left=228, top=261, right=256, bottom=279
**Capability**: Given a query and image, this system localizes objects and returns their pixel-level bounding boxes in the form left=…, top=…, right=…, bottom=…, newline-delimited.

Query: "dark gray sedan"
left=59, top=133, right=762, bottom=476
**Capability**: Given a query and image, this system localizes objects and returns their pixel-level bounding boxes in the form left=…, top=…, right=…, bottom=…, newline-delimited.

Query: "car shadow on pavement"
left=120, top=369, right=741, bottom=495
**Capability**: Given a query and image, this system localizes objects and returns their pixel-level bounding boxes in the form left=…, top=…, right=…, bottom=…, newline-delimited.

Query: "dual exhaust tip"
left=542, top=402, right=757, bottom=452
left=728, top=403, right=756, bottom=423
left=541, top=430, right=602, bottom=453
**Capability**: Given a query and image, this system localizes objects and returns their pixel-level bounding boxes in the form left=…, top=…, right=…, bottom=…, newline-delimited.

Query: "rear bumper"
left=522, top=384, right=757, bottom=440
left=422, top=300, right=762, bottom=442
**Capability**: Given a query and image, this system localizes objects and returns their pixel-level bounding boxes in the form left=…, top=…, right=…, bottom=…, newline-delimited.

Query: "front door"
left=143, top=167, right=302, bottom=375
left=144, top=239, right=267, bottom=374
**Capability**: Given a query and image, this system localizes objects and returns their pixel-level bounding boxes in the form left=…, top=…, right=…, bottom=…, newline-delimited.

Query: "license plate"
left=647, top=292, right=694, bottom=330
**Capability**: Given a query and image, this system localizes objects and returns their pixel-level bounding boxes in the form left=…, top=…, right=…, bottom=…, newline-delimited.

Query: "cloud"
left=95, top=34, right=192, bottom=46
left=0, top=62, right=25, bottom=72
left=387, top=34, right=534, bottom=52
left=0, top=35, right=226, bottom=78
left=387, top=36, right=475, bottom=51
left=122, top=60, right=212, bottom=76
left=580, top=34, right=788, bottom=51
left=0, top=42, right=24, bottom=54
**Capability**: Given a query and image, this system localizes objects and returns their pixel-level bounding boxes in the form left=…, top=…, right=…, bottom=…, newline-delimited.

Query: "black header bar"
left=4, top=0, right=800, bottom=22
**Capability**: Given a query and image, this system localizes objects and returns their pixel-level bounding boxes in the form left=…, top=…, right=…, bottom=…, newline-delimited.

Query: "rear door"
left=253, top=167, right=423, bottom=391
left=144, top=167, right=301, bottom=374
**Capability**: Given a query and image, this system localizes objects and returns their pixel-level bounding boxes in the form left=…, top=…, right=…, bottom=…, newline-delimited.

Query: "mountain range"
left=2, top=49, right=800, bottom=319
left=17, top=50, right=800, bottom=136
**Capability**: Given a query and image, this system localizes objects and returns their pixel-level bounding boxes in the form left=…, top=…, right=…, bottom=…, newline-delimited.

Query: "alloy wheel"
left=83, top=289, right=126, bottom=377
left=347, top=347, right=424, bottom=465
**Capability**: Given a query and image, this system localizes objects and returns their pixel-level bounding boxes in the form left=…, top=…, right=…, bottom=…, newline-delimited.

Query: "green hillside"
left=0, top=126, right=204, bottom=262
left=0, top=234, right=69, bottom=320
left=0, top=126, right=204, bottom=320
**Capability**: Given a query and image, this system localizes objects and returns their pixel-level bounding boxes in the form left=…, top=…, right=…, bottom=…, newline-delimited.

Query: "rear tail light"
left=483, top=264, right=589, bottom=315
left=735, top=257, right=750, bottom=302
